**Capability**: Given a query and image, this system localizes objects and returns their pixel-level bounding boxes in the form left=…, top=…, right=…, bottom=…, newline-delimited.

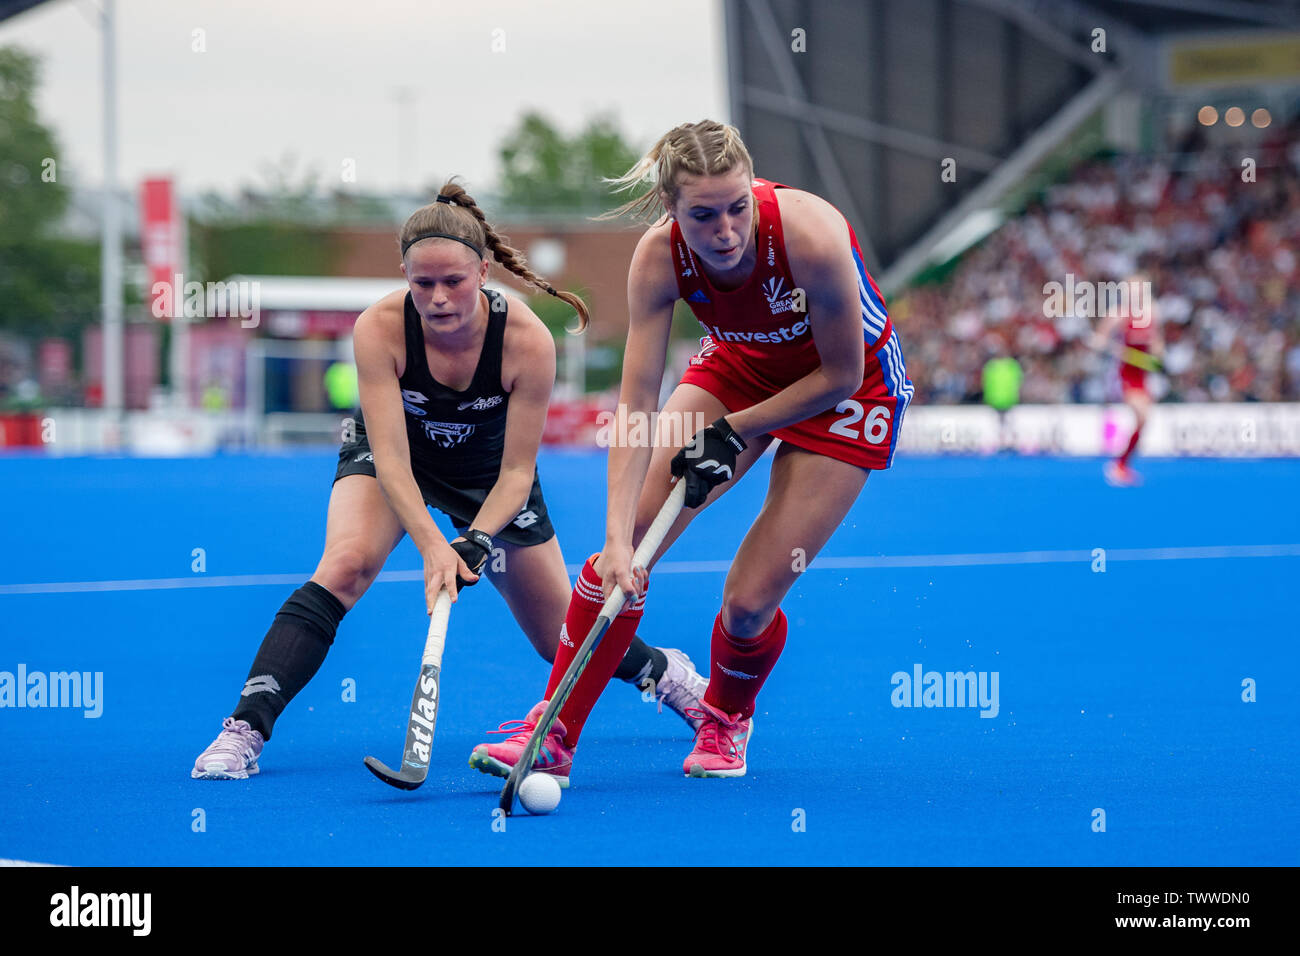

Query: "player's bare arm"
left=1090, top=309, right=1122, bottom=350
left=605, top=225, right=677, bottom=555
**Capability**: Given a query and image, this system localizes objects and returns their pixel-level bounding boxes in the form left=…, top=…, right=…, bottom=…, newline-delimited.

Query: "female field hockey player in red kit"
left=192, top=182, right=707, bottom=780
left=1091, top=268, right=1164, bottom=487
left=470, top=121, right=913, bottom=784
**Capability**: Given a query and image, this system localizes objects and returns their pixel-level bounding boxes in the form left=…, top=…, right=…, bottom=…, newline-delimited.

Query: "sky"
left=0, top=0, right=729, bottom=196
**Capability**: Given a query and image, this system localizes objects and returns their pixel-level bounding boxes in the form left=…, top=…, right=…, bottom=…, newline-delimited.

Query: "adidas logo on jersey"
left=457, top=395, right=504, bottom=411
left=687, top=289, right=711, bottom=304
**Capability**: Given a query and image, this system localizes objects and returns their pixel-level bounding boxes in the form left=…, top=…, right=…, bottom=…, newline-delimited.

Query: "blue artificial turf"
left=0, top=450, right=1295, bottom=865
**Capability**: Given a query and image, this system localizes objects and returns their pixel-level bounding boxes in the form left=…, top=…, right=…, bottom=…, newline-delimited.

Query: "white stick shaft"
left=421, top=589, right=451, bottom=668
left=597, top=481, right=686, bottom=619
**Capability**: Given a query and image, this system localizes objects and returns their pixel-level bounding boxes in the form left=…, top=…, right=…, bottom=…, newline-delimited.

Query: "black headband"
left=400, top=194, right=484, bottom=258
left=401, top=231, right=484, bottom=258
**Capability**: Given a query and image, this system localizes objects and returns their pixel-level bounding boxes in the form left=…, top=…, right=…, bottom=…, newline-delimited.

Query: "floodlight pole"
left=100, top=0, right=124, bottom=435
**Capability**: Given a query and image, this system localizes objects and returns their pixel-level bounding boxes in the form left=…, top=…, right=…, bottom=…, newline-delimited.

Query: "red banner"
left=140, top=178, right=180, bottom=321
left=38, top=338, right=72, bottom=390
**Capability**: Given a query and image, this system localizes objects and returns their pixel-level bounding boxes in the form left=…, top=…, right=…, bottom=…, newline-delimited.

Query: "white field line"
left=2, top=544, right=1298, bottom=595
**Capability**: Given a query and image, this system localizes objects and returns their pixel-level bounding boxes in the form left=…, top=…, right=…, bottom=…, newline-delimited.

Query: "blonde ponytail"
left=598, top=119, right=755, bottom=224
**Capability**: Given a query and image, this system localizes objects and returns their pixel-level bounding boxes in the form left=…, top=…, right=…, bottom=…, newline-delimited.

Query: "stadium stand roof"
left=725, top=0, right=1300, bottom=289
left=0, top=0, right=45, bottom=22
left=1085, top=0, right=1300, bottom=33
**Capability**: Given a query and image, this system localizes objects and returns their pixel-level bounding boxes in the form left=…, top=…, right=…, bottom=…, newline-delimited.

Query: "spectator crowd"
left=894, top=117, right=1300, bottom=405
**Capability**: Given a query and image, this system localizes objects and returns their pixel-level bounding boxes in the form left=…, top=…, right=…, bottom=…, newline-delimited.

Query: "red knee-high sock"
left=704, top=608, right=787, bottom=720
left=1119, top=423, right=1143, bottom=466
left=546, top=554, right=647, bottom=748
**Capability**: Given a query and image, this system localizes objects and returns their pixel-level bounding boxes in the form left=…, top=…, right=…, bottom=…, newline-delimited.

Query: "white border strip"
left=2, top=544, right=1298, bottom=595
left=0, top=858, right=61, bottom=867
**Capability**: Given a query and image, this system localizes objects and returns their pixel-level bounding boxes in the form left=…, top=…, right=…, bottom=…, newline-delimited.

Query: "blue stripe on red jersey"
left=852, top=246, right=889, bottom=344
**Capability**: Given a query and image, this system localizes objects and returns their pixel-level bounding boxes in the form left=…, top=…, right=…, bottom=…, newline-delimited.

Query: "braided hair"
left=398, top=178, right=590, bottom=332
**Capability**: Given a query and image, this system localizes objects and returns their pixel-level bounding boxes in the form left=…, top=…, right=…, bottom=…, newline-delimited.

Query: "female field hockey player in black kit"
left=192, top=182, right=707, bottom=779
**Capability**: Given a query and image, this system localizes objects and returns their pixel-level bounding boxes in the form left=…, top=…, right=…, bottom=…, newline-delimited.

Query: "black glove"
left=450, top=529, right=492, bottom=589
left=670, top=416, right=747, bottom=508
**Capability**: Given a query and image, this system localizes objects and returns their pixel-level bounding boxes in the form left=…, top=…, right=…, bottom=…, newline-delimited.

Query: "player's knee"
left=721, top=588, right=778, bottom=636
left=318, top=544, right=384, bottom=600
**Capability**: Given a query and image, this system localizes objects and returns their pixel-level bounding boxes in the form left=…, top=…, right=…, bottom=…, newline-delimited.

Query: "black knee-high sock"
left=614, top=635, right=667, bottom=686
left=231, top=581, right=346, bottom=741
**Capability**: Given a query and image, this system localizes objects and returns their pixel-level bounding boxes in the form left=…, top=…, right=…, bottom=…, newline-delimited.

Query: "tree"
left=0, top=46, right=100, bottom=337
left=0, top=46, right=65, bottom=234
left=498, top=112, right=641, bottom=214
left=187, top=152, right=405, bottom=280
left=189, top=219, right=339, bottom=281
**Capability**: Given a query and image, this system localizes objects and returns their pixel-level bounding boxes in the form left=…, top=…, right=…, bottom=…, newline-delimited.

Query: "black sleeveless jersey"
left=358, top=288, right=511, bottom=486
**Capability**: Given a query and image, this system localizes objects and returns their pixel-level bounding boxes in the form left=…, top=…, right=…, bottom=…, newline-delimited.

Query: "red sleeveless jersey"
left=669, top=178, right=893, bottom=393
left=1120, top=302, right=1154, bottom=392
left=670, top=178, right=913, bottom=470
left=1123, top=311, right=1154, bottom=350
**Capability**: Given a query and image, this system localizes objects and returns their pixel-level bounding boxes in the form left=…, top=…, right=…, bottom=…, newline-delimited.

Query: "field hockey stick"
left=498, top=480, right=687, bottom=814
left=364, top=588, right=452, bottom=790
left=1087, top=340, right=1164, bottom=373
left=1117, top=345, right=1164, bottom=373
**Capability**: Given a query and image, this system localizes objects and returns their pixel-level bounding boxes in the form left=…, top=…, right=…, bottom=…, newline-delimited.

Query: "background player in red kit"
left=470, top=120, right=912, bottom=784
left=1092, top=269, right=1164, bottom=486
